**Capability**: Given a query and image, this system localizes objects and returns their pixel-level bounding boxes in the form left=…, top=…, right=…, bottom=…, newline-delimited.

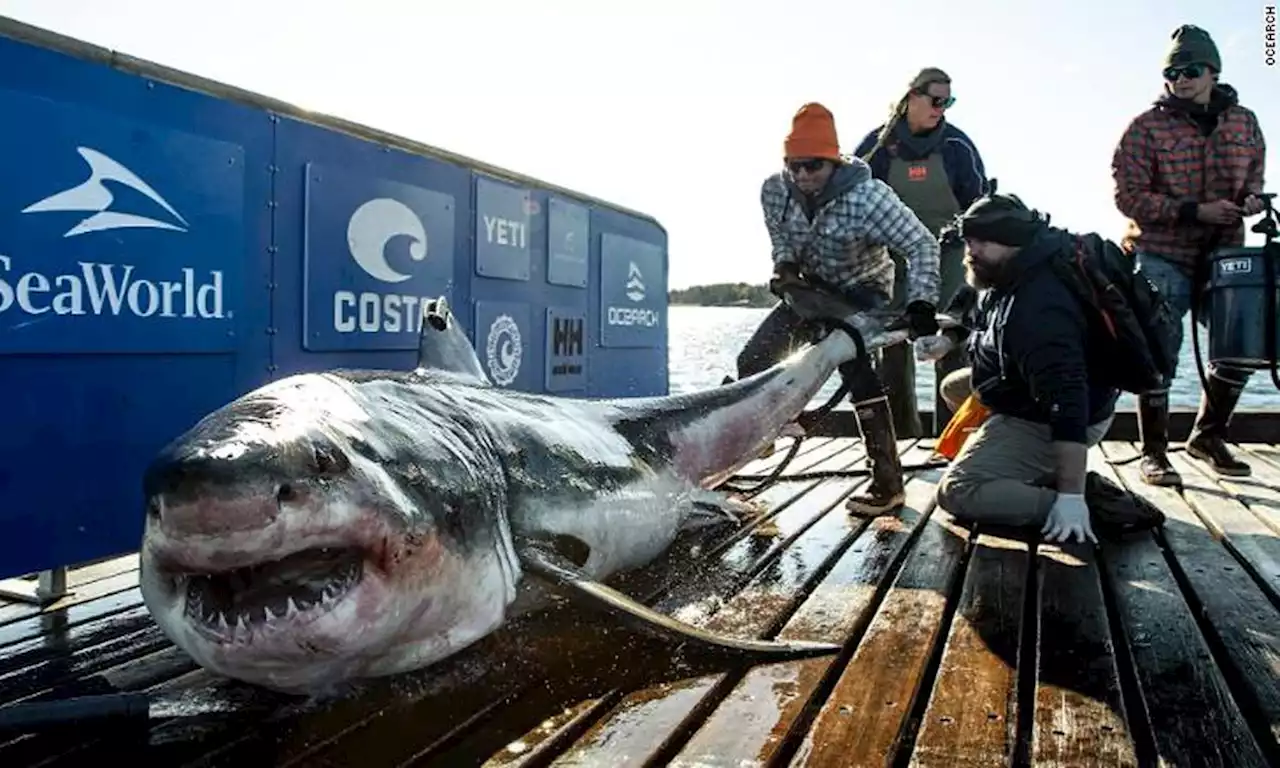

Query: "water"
left=666, top=305, right=1280, bottom=410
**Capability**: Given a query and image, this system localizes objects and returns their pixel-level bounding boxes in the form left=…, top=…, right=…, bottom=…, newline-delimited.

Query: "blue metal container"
left=1204, top=245, right=1280, bottom=369
left=0, top=16, right=669, bottom=580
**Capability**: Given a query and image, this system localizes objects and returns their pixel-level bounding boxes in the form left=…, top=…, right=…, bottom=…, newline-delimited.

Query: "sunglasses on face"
left=915, top=91, right=955, bottom=109
left=787, top=158, right=829, bottom=174
left=1163, top=64, right=1206, bottom=81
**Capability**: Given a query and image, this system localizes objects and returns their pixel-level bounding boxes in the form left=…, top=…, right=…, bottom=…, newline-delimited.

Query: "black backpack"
left=1048, top=233, right=1180, bottom=394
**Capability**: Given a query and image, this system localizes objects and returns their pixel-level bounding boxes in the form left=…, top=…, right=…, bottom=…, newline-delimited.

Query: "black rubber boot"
left=1137, top=389, right=1181, bottom=486
left=1186, top=374, right=1252, bottom=477
left=845, top=394, right=907, bottom=517
left=1085, top=471, right=1166, bottom=537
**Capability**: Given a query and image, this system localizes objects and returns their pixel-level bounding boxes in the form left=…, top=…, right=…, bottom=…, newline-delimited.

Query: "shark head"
left=138, top=362, right=522, bottom=694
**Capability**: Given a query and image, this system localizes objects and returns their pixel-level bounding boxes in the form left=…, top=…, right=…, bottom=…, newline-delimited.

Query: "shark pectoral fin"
left=686, top=488, right=770, bottom=528
left=513, top=535, right=840, bottom=659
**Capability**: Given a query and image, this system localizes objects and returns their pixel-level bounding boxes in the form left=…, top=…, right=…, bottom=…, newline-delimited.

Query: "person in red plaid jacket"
left=1111, top=24, right=1268, bottom=486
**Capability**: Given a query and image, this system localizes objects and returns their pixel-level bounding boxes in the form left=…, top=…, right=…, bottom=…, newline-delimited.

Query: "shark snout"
left=143, top=450, right=295, bottom=537
left=146, top=488, right=281, bottom=538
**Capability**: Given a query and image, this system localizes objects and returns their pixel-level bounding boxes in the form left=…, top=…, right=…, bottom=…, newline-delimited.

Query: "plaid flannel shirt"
left=760, top=161, right=941, bottom=307
left=1112, top=92, right=1267, bottom=272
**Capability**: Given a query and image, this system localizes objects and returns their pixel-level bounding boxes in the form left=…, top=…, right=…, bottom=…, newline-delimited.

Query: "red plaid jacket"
left=1111, top=92, right=1266, bottom=273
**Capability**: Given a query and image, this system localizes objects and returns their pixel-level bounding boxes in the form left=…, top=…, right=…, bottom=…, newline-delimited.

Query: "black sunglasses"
left=914, top=90, right=955, bottom=109
left=1163, top=63, right=1206, bottom=81
left=787, top=158, right=829, bottom=174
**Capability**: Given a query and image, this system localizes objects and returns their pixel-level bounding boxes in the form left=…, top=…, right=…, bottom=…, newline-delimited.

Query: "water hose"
left=1254, top=195, right=1280, bottom=391
left=0, top=691, right=152, bottom=738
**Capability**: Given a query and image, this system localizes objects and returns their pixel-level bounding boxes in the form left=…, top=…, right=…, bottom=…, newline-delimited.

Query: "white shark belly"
left=510, top=470, right=697, bottom=580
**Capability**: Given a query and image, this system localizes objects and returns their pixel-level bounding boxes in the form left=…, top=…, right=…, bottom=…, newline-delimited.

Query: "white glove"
left=913, top=334, right=954, bottom=363
left=1042, top=492, right=1097, bottom=544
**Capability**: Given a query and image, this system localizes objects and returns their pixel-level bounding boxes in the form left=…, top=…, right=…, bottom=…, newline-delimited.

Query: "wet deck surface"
left=3, top=438, right=1280, bottom=767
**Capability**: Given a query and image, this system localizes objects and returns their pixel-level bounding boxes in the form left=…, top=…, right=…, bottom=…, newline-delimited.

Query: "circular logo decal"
left=485, top=314, right=522, bottom=386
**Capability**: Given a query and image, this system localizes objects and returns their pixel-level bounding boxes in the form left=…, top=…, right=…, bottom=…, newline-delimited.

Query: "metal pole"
left=0, top=566, right=71, bottom=605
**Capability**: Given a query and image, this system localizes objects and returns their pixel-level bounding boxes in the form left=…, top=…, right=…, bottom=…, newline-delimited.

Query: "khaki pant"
left=936, top=408, right=1113, bottom=528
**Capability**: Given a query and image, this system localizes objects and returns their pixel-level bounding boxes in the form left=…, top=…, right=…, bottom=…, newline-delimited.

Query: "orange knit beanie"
left=784, top=102, right=841, bottom=160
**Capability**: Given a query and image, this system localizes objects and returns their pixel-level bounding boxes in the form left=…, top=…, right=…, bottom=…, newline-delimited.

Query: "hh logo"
left=907, top=164, right=929, bottom=182
left=552, top=316, right=584, bottom=357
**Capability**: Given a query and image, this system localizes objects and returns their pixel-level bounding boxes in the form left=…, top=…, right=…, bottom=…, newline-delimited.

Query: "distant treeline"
left=668, top=282, right=775, bottom=308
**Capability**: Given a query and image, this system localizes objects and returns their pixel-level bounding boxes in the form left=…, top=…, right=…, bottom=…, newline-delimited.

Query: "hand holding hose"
left=768, top=263, right=805, bottom=298
left=903, top=300, right=940, bottom=339
left=1197, top=200, right=1243, bottom=225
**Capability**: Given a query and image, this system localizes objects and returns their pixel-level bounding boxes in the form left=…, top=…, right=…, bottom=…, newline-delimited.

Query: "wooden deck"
left=2, top=437, right=1280, bottom=767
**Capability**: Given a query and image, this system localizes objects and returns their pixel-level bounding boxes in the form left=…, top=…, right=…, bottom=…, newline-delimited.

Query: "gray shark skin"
left=138, top=296, right=892, bottom=694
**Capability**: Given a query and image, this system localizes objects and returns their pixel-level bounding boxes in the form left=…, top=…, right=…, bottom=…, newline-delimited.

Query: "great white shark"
left=138, top=294, right=924, bottom=693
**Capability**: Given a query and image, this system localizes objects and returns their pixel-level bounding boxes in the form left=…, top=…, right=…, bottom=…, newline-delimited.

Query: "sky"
left=2, top=0, right=1275, bottom=290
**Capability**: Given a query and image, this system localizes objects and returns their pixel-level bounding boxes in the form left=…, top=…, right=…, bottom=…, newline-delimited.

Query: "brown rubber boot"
left=1186, top=375, right=1252, bottom=477
left=1136, top=390, right=1181, bottom=486
left=846, top=394, right=907, bottom=517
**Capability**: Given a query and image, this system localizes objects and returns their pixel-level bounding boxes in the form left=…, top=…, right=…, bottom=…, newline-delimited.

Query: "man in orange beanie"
left=734, top=101, right=942, bottom=517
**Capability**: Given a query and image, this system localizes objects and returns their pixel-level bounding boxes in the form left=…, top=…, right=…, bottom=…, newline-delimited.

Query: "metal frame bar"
left=0, top=566, right=70, bottom=605
left=0, top=14, right=665, bottom=231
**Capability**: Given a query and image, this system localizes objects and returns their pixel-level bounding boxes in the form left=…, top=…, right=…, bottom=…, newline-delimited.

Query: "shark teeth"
left=179, top=546, right=363, bottom=637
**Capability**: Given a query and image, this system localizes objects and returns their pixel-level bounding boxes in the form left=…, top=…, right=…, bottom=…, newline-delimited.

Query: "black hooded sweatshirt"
left=950, top=226, right=1121, bottom=443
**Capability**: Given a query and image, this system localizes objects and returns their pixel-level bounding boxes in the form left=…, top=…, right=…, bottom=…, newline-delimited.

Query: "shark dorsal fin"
left=414, top=297, right=491, bottom=385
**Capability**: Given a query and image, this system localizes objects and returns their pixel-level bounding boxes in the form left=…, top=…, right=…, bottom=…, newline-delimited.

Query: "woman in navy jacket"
left=853, top=67, right=990, bottom=438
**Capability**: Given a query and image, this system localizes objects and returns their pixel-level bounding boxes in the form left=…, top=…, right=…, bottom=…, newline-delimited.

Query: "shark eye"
left=277, top=483, right=299, bottom=504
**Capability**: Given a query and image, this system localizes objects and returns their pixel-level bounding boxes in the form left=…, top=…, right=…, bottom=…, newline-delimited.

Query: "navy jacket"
left=948, top=227, right=1120, bottom=443
left=852, top=121, right=989, bottom=211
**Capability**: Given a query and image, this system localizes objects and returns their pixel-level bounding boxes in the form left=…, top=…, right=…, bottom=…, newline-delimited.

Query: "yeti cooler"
left=1204, top=246, right=1280, bottom=369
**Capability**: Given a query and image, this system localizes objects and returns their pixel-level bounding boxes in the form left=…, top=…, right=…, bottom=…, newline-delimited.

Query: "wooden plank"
left=122, top=611, right=573, bottom=767
left=538, top=446, right=942, bottom=768
left=456, top=440, right=916, bottom=768
left=811, top=409, right=1280, bottom=444
left=1031, top=541, right=1138, bottom=766
left=0, top=586, right=148, bottom=654
left=1239, top=444, right=1280, bottom=477
left=653, top=445, right=879, bottom=623
left=0, top=647, right=200, bottom=767
left=1106, top=445, right=1280, bottom=760
left=1200, top=445, right=1280, bottom=536
left=0, top=622, right=171, bottom=707
left=734, top=436, right=835, bottom=479
left=606, top=440, right=870, bottom=615
left=708, top=477, right=962, bottom=768
left=1167, top=450, right=1280, bottom=603
left=0, top=601, right=155, bottom=684
left=906, top=530, right=1030, bottom=767
left=719, top=436, right=860, bottom=500
left=1096, top=443, right=1270, bottom=767
left=538, top=464, right=897, bottom=767
left=0, top=559, right=140, bottom=628
left=776, top=436, right=861, bottom=476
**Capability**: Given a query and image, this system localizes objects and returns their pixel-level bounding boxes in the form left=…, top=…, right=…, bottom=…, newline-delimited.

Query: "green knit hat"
left=1164, top=24, right=1221, bottom=72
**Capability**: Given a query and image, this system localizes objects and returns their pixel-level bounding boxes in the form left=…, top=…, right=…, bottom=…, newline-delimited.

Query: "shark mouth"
left=177, top=546, right=364, bottom=638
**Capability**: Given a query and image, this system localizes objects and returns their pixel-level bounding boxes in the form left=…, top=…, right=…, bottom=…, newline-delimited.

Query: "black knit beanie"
left=955, top=194, right=1044, bottom=247
left=1165, top=24, right=1221, bottom=72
